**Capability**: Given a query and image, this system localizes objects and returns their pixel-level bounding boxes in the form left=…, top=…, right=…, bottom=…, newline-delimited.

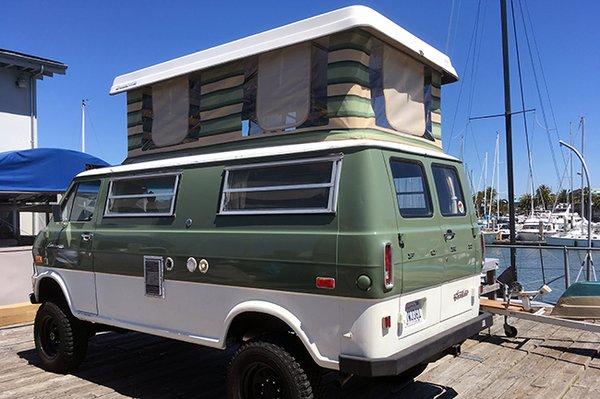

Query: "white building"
left=0, top=49, right=67, bottom=238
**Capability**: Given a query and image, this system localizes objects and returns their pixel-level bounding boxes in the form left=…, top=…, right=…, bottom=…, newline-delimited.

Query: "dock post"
left=539, top=246, right=546, bottom=284
left=563, top=246, right=570, bottom=289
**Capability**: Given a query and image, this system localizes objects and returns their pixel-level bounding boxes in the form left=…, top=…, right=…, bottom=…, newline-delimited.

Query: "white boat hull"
left=547, top=235, right=600, bottom=248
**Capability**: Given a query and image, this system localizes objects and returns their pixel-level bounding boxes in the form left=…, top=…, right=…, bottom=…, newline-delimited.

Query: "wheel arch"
left=34, top=271, right=75, bottom=313
left=222, top=300, right=337, bottom=370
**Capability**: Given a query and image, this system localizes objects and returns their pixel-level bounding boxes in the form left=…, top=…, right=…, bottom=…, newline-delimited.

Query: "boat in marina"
left=546, top=226, right=600, bottom=247
left=516, top=217, right=558, bottom=242
left=551, top=282, right=600, bottom=319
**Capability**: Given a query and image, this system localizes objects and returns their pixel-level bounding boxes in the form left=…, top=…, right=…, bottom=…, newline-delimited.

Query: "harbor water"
left=487, top=245, right=599, bottom=303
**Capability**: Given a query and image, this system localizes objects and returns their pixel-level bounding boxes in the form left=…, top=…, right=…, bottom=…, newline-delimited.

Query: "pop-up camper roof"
left=111, top=6, right=457, bottom=94
left=116, top=6, right=457, bottom=161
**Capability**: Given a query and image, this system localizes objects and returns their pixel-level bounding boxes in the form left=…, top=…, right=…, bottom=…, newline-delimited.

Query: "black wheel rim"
left=39, top=315, right=61, bottom=359
left=241, top=361, right=287, bottom=399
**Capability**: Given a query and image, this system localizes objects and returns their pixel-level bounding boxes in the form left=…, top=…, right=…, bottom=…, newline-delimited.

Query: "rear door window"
left=390, top=160, right=432, bottom=218
left=431, top=164, right=466, bottom=216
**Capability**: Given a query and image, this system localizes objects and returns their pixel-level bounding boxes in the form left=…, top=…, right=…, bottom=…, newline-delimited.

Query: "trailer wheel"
left=34, top=302, right=88, bottom=373
left=227, top=339, right=314, bottom=399
left=504, top=324, right=518, bottom=338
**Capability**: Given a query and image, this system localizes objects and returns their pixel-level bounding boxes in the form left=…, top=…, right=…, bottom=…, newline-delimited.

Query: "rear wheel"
left=34, top=301, right=88, bottom=373
left=227, top=339, right=315, bottom=399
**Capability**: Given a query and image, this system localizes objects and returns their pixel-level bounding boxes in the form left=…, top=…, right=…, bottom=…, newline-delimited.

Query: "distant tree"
left=556, top=189, right=569, bottom=203
left=534, top=185, right=554, bottom=209
left=518, top=193, right=533, bottom=214
left=473, top=187, right=497, bottom=216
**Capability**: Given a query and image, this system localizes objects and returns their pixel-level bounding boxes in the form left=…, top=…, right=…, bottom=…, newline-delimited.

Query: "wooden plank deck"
left=1, top=316, right=599, bottom=398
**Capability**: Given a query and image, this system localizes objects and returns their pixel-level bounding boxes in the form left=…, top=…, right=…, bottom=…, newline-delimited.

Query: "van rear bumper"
left=338, top=312, right=493, bottom=377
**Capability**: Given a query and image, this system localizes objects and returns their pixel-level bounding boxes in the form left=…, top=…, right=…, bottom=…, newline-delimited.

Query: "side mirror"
left=51, top=204, right=62, bottom=222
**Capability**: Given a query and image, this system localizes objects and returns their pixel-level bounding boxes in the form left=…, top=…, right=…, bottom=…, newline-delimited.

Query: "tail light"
left=384, top=242, right=394, bottom=289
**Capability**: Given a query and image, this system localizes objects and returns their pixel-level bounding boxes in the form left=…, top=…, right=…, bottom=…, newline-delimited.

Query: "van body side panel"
left=336, top=149, right=401, bottom=298
left=92, top=162, right=338, bottom=293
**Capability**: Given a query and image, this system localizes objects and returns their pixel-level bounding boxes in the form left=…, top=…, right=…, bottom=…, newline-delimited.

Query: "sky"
left=1, top=0, right=599, bottom=197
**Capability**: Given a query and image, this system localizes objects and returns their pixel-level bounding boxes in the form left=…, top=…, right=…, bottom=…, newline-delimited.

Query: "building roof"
left=110, top=5, right=458, bottom=95
left=78, top=139, right=459, bottom=178
left=0, top=49, right=67, bottom=78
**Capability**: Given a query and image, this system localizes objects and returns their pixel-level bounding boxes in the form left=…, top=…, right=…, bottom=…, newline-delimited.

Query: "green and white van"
left=30, top=6, right=491, bottom=398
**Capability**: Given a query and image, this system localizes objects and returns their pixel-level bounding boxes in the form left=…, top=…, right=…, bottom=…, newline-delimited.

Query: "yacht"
left=517, top=217, right=558, bottom=242
left=546, top=224, right=600, bottom=247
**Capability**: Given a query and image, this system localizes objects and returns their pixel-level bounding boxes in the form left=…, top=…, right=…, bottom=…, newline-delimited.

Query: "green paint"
left=36, top=146, right=481, bottom=300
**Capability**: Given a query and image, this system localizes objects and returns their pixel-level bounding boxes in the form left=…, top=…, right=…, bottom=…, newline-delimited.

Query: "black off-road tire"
left=227, top=339, right=315, bottom=399
left=33, top=301, right=88, bottom=373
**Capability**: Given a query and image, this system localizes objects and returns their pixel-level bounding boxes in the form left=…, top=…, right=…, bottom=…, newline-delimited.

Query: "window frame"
left=69, top=179, right=102, bottom=222
left=103, top=172, right=181, bottom=218
left=431, top=163, right=467, bottom=217
left=389, top=157, right=434, bottom=219
left=218, top=155, right=343, bottom=215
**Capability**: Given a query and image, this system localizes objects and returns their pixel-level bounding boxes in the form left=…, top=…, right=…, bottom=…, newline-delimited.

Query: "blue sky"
left=2, top=0, right=599, bottom=196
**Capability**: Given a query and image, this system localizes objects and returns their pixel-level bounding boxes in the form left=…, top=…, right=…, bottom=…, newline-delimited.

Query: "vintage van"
left=30, top=6, right=491, bottom=398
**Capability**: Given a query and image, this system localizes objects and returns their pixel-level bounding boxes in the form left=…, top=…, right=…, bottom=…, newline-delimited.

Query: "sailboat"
left=480, top=133, right=504, bottom=244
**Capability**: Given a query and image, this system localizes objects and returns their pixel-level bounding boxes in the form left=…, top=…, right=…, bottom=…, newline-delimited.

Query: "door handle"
left=444, top=229, right=455, bottom=241
left=81, top=232, right=94, bottom=242
left=46, top=243, right=64, bottom=249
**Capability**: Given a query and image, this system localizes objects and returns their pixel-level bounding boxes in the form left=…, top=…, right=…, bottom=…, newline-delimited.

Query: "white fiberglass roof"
left=78, top=139, right=459, bottom=178
left=110, top=5, right=458, bottom=95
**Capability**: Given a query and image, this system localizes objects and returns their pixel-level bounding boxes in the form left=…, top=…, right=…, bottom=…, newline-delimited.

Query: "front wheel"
left=34, top=301, right=88, bottom=373
left=227, top=339, right=315, bottom=399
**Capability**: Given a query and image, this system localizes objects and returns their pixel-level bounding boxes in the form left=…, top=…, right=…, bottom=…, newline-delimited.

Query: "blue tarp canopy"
left=0, top=148, right=109, bottom=194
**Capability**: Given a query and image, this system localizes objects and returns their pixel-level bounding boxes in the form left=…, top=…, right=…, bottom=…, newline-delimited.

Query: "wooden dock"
left=1, top=316, right=600, bottom=398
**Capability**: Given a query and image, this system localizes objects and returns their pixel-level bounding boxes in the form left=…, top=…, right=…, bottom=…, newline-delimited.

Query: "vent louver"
left=144, top=256, right=164, bottom=297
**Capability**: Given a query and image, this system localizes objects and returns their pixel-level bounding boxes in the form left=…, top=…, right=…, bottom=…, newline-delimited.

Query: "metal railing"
left=485, top=243, right=598, bottom=302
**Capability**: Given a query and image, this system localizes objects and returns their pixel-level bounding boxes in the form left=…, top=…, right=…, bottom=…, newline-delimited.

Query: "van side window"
left=390, top=160, right=432, bottom=218
left=220, top=157, right=341, bottom=214
left=70, top=180, right=101, bottom=222
left=431, top=165, right=466, bottom=216
left=59, top=188, right=76, bottom=222
left=105, top=174, right=179, bottom=217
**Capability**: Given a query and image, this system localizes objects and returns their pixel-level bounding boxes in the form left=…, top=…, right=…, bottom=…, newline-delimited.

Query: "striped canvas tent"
left=117, top=6, right=457, bottom=161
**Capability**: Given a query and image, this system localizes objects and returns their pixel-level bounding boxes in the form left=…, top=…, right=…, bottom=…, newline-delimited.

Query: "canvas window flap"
left=152, top=76, right=189, bottom=147
left=257, top=43, right=311, bottom=131
left=383, top=46, right=425, bottom=136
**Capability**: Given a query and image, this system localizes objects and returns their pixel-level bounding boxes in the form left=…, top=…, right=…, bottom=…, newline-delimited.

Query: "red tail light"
left=316, top=277, right=336, bottom=290
left=384, top=242, right=393, bottom=289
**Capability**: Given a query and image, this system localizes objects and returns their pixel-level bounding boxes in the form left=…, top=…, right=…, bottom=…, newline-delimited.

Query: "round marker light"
left=186, top=257, right=197, bottom=272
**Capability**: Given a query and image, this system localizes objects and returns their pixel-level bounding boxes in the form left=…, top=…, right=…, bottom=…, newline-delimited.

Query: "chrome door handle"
left=81, top=233, right=94, bottom=242
left=47, top=243, right=64, bottom=249
left=444, top=229, right=455, bottom=241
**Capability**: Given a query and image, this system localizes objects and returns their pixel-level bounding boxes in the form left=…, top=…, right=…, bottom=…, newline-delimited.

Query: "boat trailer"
left=480, top=258, right=600, bottom=337
left=480, top=284, right=600, bottom=337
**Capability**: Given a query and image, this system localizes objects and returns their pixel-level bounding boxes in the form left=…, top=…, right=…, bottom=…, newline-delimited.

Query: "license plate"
left=405, top=300, right=424, bottom=327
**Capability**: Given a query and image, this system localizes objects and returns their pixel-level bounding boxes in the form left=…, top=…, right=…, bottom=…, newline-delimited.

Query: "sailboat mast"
left=569, top=123, right=574, bottom=227
left=81, top=99, right=86, bottom=153
left=500, top=0, right=517, bottom=277
left=483, top=152, right=488, bottom=223
left=581, top=116, right=585, bottom=234
left=496, top=133, right=501, bottom=222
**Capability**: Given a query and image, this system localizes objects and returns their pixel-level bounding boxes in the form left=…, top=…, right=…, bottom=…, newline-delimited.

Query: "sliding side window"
left=390, top=160, right=432, bottom=218
left=220, top=157, right=342, bottom=214
left=104, top=174, right=179, bottom=217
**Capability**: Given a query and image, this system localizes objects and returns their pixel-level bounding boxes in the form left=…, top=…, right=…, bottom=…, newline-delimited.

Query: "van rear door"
left=430, top=163, right=478, bottom=320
